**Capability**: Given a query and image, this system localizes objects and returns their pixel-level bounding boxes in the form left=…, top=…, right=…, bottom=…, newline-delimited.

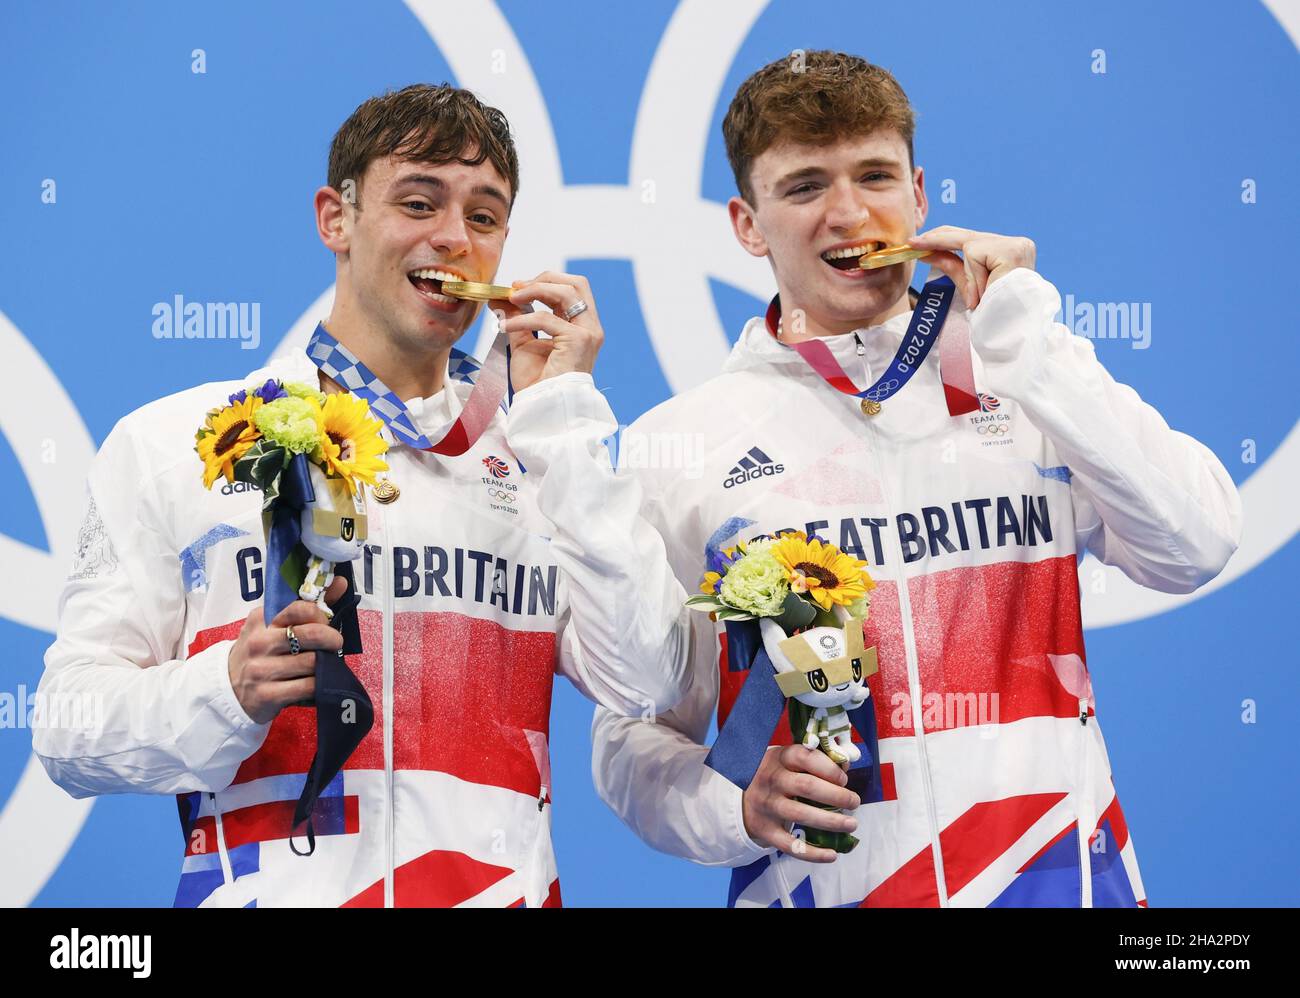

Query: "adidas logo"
left=723, top=446, right=785, bottom=489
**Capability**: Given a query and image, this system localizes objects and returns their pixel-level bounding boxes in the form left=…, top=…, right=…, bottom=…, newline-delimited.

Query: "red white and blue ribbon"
left=306, top=321, right=510, bottom=454
left=288, top=320, right=514, bottom=852
left=765, top=275, right=979, bottom=416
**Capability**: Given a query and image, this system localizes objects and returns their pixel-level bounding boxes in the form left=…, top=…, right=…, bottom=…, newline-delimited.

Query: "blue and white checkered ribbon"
left=306, top=322, right=508, bottom=455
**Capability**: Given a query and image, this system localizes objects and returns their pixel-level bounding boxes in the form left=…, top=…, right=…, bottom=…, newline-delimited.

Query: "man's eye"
left=405, top=201, right=433, bottom=213
left=787, top=183, right=817, bottom=197
left=862, top=172, right=890, bottom=182
left=470, top=213, right=498, bottom=226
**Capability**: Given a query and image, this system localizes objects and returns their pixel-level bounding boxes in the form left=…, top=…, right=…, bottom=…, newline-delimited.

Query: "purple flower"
left=228, top=379, right=287, bottom=406
left=706, top=546, right=739, bottom=578
left=253, top=379, right=287, bottom=403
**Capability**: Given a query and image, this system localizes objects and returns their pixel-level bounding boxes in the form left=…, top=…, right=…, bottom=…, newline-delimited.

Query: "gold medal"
left=860, top=399, right=882, bottom=416
left=439, top=280, right=515, bottom=302
left=372, top=479, right=400, bottom=504
left=858, top=244, right=930, bottom=270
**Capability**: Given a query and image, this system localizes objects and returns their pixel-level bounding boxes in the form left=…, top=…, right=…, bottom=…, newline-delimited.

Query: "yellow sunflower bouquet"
left=692, top=532, right=882, bottom=855
left=195, top=378, right=389, bottom=614
left=687, top=531, right=876, bottom=629
left=195, top=378, right=388, bottom=506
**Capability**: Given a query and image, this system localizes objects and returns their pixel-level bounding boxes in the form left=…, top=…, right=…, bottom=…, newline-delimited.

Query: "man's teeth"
left=822, top=242, right=886, bottom=261
left=409, top=268, right=463, bottom=283
left=409, top=268, right=462, bottom=303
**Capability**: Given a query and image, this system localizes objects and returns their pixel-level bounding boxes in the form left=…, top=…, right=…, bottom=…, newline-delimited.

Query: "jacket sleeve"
left=969, top=268, right=1243, bottom=593
left=33, top=417, right=270, bottom=798
left=589, top=437, right=774, bottom=867
left=506, top=372, right=691, bottom=716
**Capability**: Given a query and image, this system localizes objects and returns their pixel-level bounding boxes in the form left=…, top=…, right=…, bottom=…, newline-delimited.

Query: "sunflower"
left=770, top=532, right=876, bottom=611
left=318, top=392, right=390, bottom=495
left=196, top=396, right=264, bottom=488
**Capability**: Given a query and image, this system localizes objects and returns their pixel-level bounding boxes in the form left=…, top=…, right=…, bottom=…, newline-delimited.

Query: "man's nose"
left=823, top=179, right=872, bottom=232
left=426, top=207, right=472, bottom=257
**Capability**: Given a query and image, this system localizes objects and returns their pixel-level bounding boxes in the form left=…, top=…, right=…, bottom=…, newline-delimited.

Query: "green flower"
left=846, top=593, right=872, bottom=620
left=253, top=396, right=323, bottom=457
left=719, top=548, right=790, bottom=617
left=282, top=381, right=327, bottom=406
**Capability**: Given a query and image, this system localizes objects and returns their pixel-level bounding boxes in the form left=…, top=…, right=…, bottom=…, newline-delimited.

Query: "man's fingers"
left=773, top=797, right=859, bottom=834
left=260, top=651, right=320, bottom=681
left=963, top=249, right=991, bottom=309
left=520, top=270, right=592, bottom=295
left=254, top=620, right=342, bottom=658
left=909, top=225, right=980, bottom=251
left=780, top=744, right=847, bottom=785
left=323, top=575, right=348, bottom=607
left=268, top=598, right=334, bottom=629
left=502, top=310, right=577, bottom=337
left=272, top=677, right=316, bottom=710
left=281, top=621, right=343, bottom=654
left=508, top=281, right=585, bottom=315
left=505, top=328, right=558, bottom=356
left=922, top=251, right=972, bottom=303
left=776, top=769, right=861, bottom=810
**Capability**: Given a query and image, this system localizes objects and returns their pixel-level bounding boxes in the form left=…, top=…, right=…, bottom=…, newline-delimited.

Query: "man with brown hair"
left=35, top=83, right=691, bottom=907
left=593, top=52, right=1240, bottom=907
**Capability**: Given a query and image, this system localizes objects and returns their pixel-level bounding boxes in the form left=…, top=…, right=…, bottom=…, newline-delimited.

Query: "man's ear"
left=315, top=185, right=351, bottom=255
left=728, top=195, right=768, bottom=258
left=912, top=165, right=928, bottom=231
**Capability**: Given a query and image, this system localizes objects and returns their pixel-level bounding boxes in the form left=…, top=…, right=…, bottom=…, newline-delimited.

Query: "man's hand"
left=494, top=270, right=605, bottom=392
left=907, top=225, right=1036, bottom=311
left=227, top=575, right=347, bottom=725
left=742, top=744, right=861, bottom=864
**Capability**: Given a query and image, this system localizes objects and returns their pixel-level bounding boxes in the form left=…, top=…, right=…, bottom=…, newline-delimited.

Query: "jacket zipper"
left=379, top=501, right=396, bottom=908
left=855, top=347, right=950, bottom=907
left=210, top=791, right=234, bottom=884
left=1076, top=698, right=1093, bottom=908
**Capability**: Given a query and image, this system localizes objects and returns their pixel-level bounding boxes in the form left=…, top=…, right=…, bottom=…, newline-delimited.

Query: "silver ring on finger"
left=561, top=298, right=588, bottom=321
left=285, top=625, right=301, bottom=656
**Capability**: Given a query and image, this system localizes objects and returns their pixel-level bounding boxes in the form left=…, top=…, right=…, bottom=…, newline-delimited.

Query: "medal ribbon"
left=766, top=275, right=979, bottom=415
left=306, top=321, right=510, bottom=454
left=287, top=320, right=515, bottom=851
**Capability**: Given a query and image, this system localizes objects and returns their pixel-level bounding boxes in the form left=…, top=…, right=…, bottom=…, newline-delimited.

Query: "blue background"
left=1, top=0, right=1296, bottom=906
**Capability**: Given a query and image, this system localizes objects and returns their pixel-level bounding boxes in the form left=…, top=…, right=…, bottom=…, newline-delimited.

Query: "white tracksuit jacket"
left=34, top=348, right=690, bottom=908
left=592, top=267, right=1242, bottom=908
